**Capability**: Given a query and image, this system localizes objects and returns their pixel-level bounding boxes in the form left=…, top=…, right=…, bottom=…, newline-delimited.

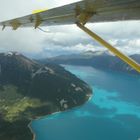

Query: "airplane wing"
left=0, top=0, right=140, bottom=30
left=0, top=0, right=140, bottom=73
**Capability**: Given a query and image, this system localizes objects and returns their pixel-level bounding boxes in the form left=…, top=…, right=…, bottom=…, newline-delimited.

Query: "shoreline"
left=28, top=93, right=93, bottom=140
left=28, top=122, right=36, bottom=140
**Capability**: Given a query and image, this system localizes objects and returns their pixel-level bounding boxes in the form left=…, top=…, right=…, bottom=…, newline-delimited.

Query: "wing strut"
left=77, top=23, right=140, bottom=73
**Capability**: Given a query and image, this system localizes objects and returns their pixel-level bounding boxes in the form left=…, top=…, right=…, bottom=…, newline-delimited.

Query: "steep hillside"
left=0, top=52, right=92, bottom=140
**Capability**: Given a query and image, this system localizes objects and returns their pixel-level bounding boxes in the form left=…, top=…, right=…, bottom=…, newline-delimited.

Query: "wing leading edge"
left=0, top=0, right=140, bottom=30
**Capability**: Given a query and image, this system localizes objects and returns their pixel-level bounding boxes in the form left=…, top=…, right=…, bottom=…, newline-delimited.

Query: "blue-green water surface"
left=32, top=66, right=140, bottom=140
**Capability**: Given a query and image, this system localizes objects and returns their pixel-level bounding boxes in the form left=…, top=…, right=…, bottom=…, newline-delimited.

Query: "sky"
left=0, top=0, right=140, bottom=58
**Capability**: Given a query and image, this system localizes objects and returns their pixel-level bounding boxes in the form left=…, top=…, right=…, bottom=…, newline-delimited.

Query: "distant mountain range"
left=39, top=51, right=140, bottom=75
left=0, top=52, right=92, bottom=140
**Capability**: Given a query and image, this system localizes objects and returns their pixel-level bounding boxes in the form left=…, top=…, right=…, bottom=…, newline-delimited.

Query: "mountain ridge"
left=39, top=51, right=140, bottom=75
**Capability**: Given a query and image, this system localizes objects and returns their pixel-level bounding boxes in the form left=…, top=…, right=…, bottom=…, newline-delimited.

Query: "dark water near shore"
left=32, top=65, right=140, bottom=140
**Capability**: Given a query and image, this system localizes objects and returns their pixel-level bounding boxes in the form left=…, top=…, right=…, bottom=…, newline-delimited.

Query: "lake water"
left=31, top=65, right=140, bottom=140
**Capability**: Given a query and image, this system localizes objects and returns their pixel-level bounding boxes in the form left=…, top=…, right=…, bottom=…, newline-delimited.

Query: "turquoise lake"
left=31, top=65, right=140, bottom=140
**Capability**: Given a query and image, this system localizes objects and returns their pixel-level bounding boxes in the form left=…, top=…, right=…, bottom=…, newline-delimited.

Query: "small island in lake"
left=0, top=52, right=92, bottom=140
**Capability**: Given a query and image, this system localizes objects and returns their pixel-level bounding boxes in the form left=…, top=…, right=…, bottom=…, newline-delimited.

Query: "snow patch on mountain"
left=60, top=99, right=68, bottom=109
left=32, top=67, right=55, bottom=78
left=4, top=52, right=21, bottom=57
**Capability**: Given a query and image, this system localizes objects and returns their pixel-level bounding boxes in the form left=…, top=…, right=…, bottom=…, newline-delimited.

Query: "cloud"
left=0, top=0, right=140, bottom=58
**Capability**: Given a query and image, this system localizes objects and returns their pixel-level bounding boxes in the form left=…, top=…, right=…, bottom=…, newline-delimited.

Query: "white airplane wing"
left=0, top=0, right=140, bottom=73
left=0, top=0, right=140, bottom=30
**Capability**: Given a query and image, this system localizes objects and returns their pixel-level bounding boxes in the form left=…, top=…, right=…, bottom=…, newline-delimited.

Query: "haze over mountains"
left=0, top=52, right=92, bottom=140
left=39, top=51, right=140, bottom=75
